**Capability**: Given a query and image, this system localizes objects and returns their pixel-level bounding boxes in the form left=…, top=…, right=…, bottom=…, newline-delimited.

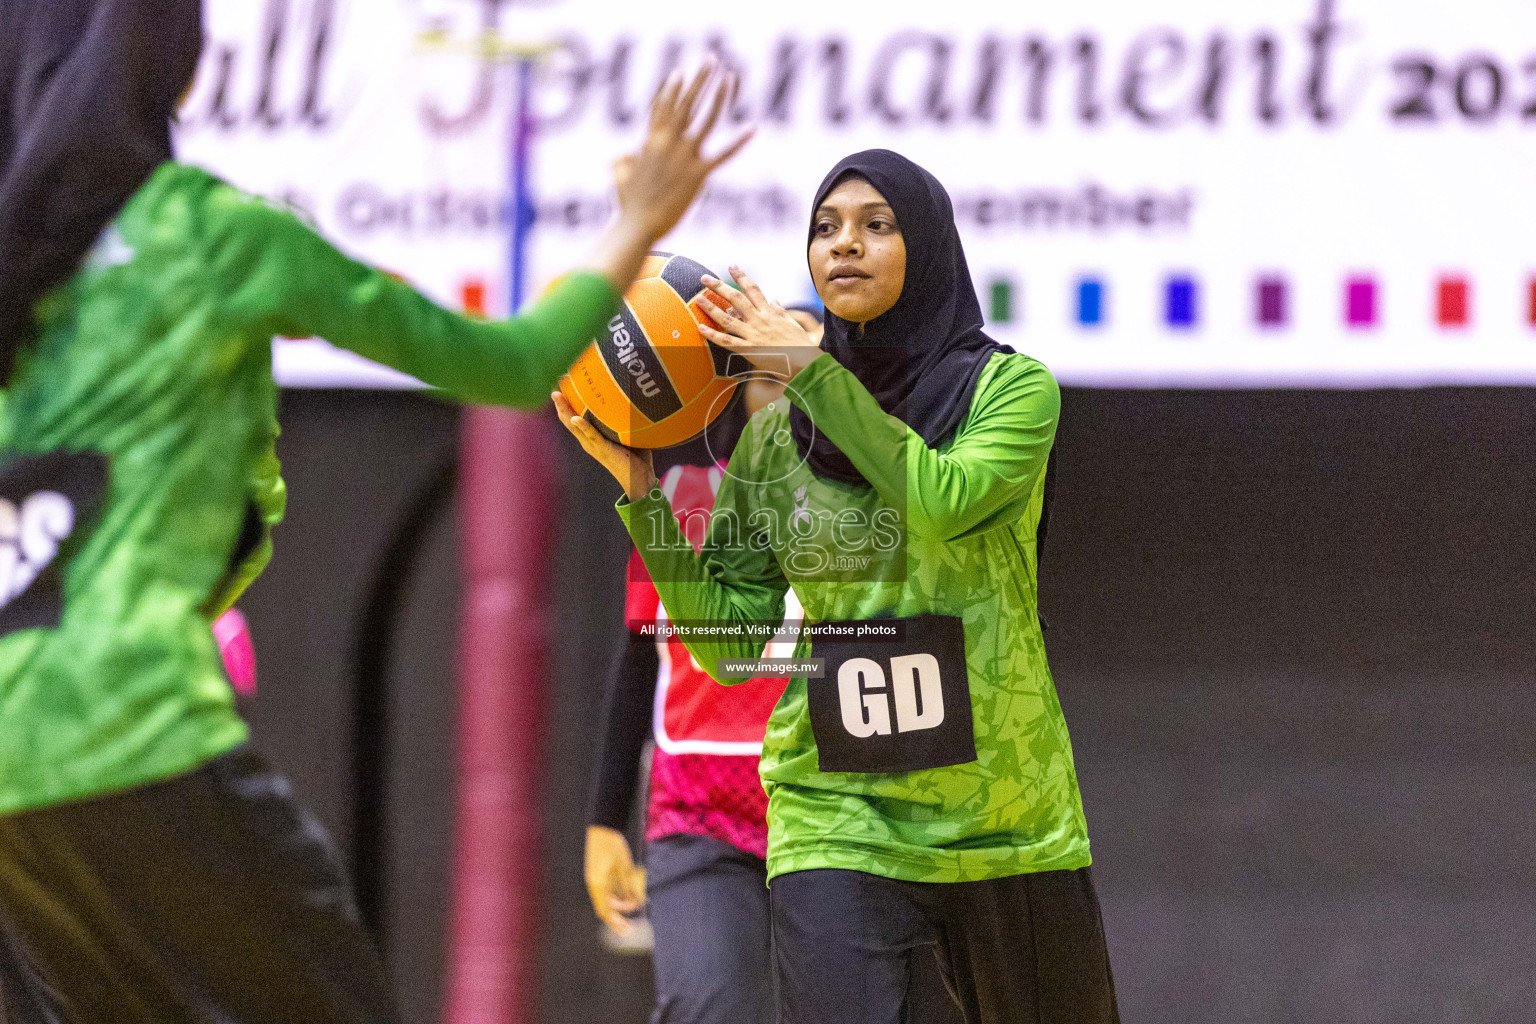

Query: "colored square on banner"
left=1256, top=276, right=1287, bottom=327
left=1165, top=276, right=1197, bottom=328
left=989, top=278, right=1014, bottom=323
left=1076, top=278, right=1104, bottom=326
left=1436, top=276, right=1469, bottom=327
left=1345, top=276, right=1377, bottom=328
left=1528, top=277, right=1536, bottom=328
left=462, top=279, right=488, bottom=316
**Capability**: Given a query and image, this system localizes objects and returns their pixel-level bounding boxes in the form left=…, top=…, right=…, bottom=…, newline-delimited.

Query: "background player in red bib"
left=583, top=317, right=816, bottom=1024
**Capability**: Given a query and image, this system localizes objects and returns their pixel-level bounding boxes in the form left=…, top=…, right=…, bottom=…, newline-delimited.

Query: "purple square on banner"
left=1346, top=277, right=1377, bottom=327
left=1165, top=276, right=1197, bottom=327
left=1256, top=276, right=1287, bottom=327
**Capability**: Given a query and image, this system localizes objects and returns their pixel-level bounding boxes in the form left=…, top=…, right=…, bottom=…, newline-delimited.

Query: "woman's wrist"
left=784, top=348, right=826, bottom=381
left=587, top=213, right=660, bottom=296
left=623, top=468, right=659, bottom=504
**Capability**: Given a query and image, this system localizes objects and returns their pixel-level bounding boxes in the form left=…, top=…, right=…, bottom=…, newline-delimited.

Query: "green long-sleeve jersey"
left=0, top=161, right=618, bottom=815
left=617, top=350, right=1090, bottom=883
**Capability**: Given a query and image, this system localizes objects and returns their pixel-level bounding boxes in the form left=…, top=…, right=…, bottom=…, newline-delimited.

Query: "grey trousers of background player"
left=0, top=745, right=399, bottom=1024
left=644, top=834, right=774, bottom=1024
left=770, top=866, right=1120, bottom=1024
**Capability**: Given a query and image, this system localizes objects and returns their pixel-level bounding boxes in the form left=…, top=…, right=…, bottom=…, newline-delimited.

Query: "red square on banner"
left=1529, top=277, right=1536, bottom=328
left=1436, top=276, right=1468, bottom=328
left=462, top=279, right=487, bottom=317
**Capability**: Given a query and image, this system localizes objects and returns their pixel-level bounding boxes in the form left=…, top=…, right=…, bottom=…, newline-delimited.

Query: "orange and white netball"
left=558, top=252, right=740, bottom=449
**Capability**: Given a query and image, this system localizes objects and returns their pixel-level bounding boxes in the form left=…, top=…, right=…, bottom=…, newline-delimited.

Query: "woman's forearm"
left=587, top=632, right=658, bottom=830
left=787, top=354, right=1058, bottom=541
left=213, top=192, right=621, bottom=409
left=583, top=213, right=660, bottom=303
left=615, top=490, right=787, bottom=682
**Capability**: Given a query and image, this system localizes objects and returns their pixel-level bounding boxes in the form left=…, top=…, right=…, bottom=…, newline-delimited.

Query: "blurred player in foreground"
left=0, top=1, right=749, bottom=1019
left=583, top=338, right=808, bottom=1024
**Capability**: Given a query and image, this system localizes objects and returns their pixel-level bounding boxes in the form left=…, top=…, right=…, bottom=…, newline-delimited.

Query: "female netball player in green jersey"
left=559, top=150, right=1118, bottom=1024
left=0, top=1, right=749, bottom=1019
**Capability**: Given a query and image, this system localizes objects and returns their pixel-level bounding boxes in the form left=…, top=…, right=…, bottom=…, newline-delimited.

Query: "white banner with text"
left=175, top=0, right=1536, bottom=387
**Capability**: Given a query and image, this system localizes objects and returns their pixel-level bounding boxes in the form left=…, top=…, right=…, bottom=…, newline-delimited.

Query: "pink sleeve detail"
left=213, top=608, right=258, bottom=697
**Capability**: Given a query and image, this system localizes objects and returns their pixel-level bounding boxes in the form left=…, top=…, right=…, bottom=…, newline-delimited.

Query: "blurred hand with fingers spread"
left=588, top=61, right=755, bottom=294
left=585, top=825, right=647, bottom=936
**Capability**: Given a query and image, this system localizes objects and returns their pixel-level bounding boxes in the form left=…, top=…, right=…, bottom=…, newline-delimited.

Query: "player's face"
left=809, top=178, right=906, bottom=325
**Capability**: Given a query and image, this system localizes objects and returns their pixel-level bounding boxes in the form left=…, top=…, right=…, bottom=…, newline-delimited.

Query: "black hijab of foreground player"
left=789, top=149, right=1057, bottom=574
left=790, top=149, right=1011, bottom=486
left=0, top=0, right=202, bottom=380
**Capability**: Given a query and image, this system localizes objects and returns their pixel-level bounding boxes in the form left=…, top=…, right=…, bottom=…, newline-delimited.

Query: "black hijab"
left=789, top=150, right=1057, bottom=586
left=789, top=149, right=1011, bottom=486
left=0, top=0, right=202, bottom=380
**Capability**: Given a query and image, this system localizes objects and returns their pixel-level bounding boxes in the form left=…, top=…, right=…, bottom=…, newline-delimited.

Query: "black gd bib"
left=806, top=613, right=977, bottom=774
left=0, top=452, right=108, bottom=639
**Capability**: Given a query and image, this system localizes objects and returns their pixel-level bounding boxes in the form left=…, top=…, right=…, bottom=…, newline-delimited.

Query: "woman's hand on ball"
left=697, top=267, right=824, bottom=381
left=552, top=392, right=658, bottom=502
left=616, top=60, right=755, bottom=242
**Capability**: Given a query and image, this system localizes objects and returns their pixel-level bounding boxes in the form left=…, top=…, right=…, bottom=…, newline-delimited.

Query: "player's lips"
left=826, top=264, right=871, bottom=284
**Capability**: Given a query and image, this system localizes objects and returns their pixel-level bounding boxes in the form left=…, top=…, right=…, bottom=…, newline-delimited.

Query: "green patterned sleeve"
left=614, top=444, right=789, bottom=683
left=787, top=352, right=1059, bottom=542
left=203, top=184, right=618, bottom=410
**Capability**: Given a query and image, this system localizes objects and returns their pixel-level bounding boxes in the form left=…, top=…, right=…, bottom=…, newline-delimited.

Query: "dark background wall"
left=242, top=386, right=1536, bottom=1024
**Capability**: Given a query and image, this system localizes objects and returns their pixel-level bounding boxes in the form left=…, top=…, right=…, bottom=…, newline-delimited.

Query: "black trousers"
left=770, top=866, right=1120, bottom=1024
left=645, top=834, right=773, bottom=1024
left=0, top=745, right=399, bottom=1024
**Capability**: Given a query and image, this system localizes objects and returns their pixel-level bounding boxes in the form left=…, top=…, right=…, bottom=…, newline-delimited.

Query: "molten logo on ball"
left=559, top=252, right=740, bottom=449
left=606, top=314, right=663, bottom=400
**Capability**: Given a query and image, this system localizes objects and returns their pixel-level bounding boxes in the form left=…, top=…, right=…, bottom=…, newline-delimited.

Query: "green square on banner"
left=989, top=279, right=1013, bottom=323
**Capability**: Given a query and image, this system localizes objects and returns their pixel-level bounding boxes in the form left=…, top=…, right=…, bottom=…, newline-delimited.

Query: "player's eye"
left=814, top=220, right=837, bottom=235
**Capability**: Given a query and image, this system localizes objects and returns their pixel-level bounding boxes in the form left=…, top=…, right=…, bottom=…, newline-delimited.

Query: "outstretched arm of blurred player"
left=209, top=62, right=752, bottom=409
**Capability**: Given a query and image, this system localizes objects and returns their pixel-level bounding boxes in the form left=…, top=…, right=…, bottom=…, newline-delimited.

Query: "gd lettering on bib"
left=805, top=614, right=977, bottom=775
left=0, top=452, right=108, bottom=639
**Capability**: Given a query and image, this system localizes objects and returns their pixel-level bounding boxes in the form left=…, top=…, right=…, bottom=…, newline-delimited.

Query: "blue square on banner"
left=1076, top=278, right=1104, bottom=326
left=1166, top=275, right=1197, bottom=327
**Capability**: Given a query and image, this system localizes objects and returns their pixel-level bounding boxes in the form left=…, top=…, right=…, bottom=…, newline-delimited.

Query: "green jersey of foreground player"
left=557, top=150, right=1119, bottom=1024
left=0, top=11, right=750, bottom=1016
